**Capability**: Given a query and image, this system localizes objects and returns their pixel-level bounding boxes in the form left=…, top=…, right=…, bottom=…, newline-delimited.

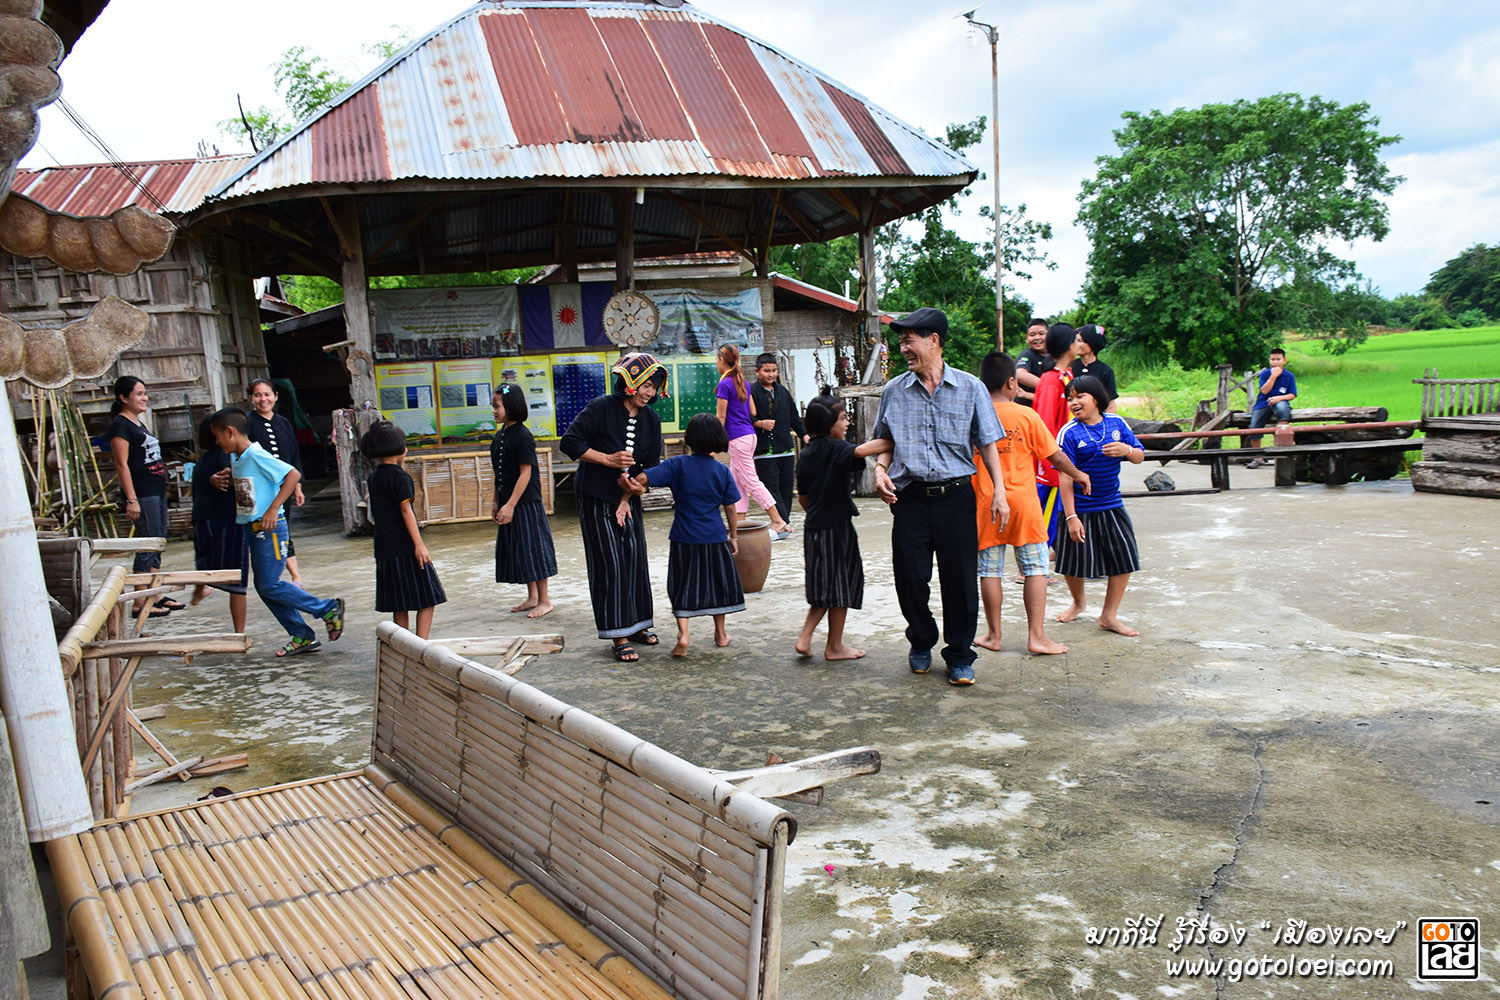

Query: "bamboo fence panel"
left=369, top=623, right=793, bottom=1000
left=408, top=447, right=556, bottom=521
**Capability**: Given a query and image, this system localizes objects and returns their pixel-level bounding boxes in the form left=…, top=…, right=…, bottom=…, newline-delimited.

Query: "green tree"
left=1425, top=243, right=1500, bottom=320
left=1078, top=93, right=1401, bottom=369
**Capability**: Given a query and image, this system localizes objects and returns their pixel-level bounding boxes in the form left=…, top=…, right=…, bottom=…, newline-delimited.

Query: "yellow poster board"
left=375, top=362, right=437, bottom=437
left=494, top=356, right=556, bottom=438
left=436, top=359, right=495, bottom=439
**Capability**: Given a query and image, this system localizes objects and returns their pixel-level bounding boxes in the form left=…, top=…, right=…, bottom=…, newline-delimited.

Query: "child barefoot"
left=1054, top=376, right=1144, bottom=636
left=794, top=395, right=886, bottom=661
left=971, top=353, right=1090, bottom=654
left=490, top=385, right=558, bottom=618
left=636, top=414, right=744, bottom=656
left=361, top=420, right=447, bottom=639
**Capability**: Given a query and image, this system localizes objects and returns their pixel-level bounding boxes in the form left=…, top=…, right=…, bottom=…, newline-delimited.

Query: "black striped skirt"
left=804, top=521, right=863, bottom=609
left=667, top=540, right=745, bottom=618
left=375, top=556, right=448, bottom=612
left=193, top=517, right=248, bottom=594
left=578, top=494, right=654, bottom=639
left=1055, top=505, right=1140, bottom=579
left=495, top=500, right=558, bottom=584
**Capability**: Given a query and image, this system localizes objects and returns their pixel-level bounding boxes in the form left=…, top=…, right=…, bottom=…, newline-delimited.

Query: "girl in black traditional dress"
left=559, top=353, right=668, bottom=662
left=360, top=420, right=446, bottom=638
left=490, top=383, right=557, bottom=618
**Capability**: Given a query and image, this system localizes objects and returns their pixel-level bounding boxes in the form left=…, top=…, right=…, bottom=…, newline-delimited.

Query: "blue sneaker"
left=908, top=649, right=933, bottom=674
left=947, top=663, right=976, bottom=686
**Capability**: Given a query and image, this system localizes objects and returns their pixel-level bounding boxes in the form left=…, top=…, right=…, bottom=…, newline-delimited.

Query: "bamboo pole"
left=45, top=837, right=146, bottom=1000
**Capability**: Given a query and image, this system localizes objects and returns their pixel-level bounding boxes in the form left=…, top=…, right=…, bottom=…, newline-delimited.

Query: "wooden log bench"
left=48, top=623, right=877, bottom=1000
left=1139, top=421, right=1419, bottom=489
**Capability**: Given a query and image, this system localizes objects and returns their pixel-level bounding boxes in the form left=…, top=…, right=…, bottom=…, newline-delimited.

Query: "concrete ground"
left=31, top=461, right=1500, bottom=998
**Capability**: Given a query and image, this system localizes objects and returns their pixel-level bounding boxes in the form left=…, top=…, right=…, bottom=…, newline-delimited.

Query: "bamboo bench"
left=49, top=623, right=862, bottom=1000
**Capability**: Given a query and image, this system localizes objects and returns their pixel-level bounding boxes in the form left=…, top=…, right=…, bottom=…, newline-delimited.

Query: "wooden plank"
left=123, top=756, right=202, bottom=794
left=428, top=635, right=565, bottom=657
left=79, top=634, right=251, bottom=660
left=133, top=752, right=248, bottom=781
left=1144, top=439, right=1420, bottom=461
left=1411, top=460, right=1500, bottom=499
left=123, top=569, right=241, bottom=586
left=91, top=536, right=166, bottom=555
left=710, top=747, right=880, bottom=799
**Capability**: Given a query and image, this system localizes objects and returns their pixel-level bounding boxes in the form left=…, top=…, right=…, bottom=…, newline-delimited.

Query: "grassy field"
left=1116, top=325, right=1500, bottom=423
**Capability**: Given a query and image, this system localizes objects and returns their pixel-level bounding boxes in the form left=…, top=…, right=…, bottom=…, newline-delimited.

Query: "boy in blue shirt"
left=210, top=407, right=344, bottom=657
left=1246, top=347, right=1297, bottom=467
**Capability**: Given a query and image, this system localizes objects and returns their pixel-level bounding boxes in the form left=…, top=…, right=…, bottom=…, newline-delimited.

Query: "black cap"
left=890, top=307, right=948, bottom=341
left=1078, top=324, right=1107, bottom=353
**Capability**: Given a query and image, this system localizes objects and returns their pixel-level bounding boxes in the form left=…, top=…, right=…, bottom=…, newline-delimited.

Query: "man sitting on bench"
left=1246, top=346, right=1297, bottom=468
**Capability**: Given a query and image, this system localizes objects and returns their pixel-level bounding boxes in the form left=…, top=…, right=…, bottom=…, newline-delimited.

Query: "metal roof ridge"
left=204, top=3, right=490, bottom=203
left=18, top=153, right=252, bottom=174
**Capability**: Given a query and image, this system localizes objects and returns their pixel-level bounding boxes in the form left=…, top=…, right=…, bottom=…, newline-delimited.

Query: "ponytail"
left=718, top=345, right=746, bottom=402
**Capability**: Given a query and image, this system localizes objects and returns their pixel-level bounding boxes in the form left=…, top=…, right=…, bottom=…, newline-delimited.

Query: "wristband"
left=875, top=462, right=889, bottom=472
left=1066, top=514, right=1079, bottom=521
left=126, top=498, right=139, bottom=504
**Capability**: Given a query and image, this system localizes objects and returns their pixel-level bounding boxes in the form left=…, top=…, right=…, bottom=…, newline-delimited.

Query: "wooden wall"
left=2, top=229, right=269, bottom=442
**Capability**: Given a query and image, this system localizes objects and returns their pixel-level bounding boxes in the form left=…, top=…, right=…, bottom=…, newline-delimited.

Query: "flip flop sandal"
left=276, top=637, right=321, bottom=657
left=629, top=629, right=660, bottom=646
left=611, top=642, right=639, bottom=662
left=157, top=598, right=186, bottom=611
left=146, top=607, right=172, bottom=618
left=322, top=598, right=345, bottom=641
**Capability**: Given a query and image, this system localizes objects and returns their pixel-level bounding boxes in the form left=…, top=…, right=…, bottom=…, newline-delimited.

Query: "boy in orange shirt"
left=972, top=352, right=1090, bottom=654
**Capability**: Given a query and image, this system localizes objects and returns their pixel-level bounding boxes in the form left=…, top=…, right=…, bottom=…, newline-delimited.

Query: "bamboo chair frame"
left=49, top=623, right=797, bottom=1000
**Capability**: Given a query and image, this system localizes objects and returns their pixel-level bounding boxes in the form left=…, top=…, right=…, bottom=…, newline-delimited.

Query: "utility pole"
left=963, top=9, right=1004, bottom=351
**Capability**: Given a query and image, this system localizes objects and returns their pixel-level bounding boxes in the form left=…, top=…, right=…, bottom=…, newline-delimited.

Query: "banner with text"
left=371, top=286, right=520, bottom=361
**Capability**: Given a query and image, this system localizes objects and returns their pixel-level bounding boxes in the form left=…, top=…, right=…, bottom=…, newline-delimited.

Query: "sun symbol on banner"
left=556, top=305, right=579, bottom=327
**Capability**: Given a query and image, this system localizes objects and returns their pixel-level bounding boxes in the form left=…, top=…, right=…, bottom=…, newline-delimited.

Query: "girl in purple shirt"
left=715, top=344, right=792, bottom=537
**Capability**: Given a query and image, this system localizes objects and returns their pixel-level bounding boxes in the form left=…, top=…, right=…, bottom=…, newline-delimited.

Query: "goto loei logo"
left=1417, top=918, right=1479, bottom=980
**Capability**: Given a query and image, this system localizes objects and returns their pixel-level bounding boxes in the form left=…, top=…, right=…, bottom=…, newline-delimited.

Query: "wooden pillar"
left=857, top=195, right=880, bottom=382
left=1214, top=364, right=1232, bottom=414
left=614, top=189, right=635, bottom=291
left=559, top=191, right=579, bottom=283
left=334, top=199, right=376, bottom=408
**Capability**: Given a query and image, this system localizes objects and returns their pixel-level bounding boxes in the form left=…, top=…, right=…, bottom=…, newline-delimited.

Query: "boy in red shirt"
left=1032, top=324, right=1085, bottom=549
left=972, top=352, right=1090, bottom=654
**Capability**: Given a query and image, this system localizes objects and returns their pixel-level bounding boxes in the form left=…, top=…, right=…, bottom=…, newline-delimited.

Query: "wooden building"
left=4, top=155, right=265, bottom=441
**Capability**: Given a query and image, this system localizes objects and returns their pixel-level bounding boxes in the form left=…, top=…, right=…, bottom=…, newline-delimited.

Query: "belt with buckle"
left=906, top=477, right=967, bottom=498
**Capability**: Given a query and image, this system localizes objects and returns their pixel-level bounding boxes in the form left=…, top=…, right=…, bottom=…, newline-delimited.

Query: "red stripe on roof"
left=133, top=161, right=191, bottom=211
left=480, top=11, right=571, bottom=146
left=592, top=16, right=696, bottom=141
left=643, top=18, right=769, bottom=165
left=820, top=80, right=910, bottom=176
left=701, top=24, right=815, bottom=163
left=25, top=167, right=88, bottom=212
left=310, top=86, right=390, bottom=183
left=525, top=9, right=645, bottom=142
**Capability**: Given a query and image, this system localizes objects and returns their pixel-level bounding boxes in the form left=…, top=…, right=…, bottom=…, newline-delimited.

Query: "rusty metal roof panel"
left=207, top=2, right=975, bottom=203
left=13, top=156, right=251, bottom=215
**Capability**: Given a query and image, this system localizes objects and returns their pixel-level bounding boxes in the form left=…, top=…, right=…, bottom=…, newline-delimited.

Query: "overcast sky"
left=22, top=0, right=1500, bottom=312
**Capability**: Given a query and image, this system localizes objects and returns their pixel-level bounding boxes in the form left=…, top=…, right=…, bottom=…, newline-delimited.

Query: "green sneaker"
left=322, top=597, right=345, bottom=641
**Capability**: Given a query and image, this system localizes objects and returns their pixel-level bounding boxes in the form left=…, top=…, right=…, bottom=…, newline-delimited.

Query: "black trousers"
left=756, top=454, right=796, bottom=523
left=891, top=482, right=980, bottom=667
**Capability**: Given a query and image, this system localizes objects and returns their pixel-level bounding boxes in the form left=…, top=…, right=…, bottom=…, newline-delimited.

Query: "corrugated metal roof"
left=209, top=1, right=973, bottom=203
left=11, top=155, right=252, bottom=216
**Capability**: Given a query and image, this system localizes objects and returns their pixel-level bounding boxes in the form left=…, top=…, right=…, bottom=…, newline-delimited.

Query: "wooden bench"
left=48, top=624, right=874, bottom=1000
left=1138, top=418, right=1419, bottom=489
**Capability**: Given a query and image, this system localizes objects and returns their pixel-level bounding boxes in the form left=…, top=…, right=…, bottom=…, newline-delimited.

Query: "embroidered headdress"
left=611, top=352, right=669, bottom=401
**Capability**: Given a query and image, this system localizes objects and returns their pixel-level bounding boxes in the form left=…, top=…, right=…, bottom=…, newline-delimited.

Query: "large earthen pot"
left=733, top=520, right=772, bottom=593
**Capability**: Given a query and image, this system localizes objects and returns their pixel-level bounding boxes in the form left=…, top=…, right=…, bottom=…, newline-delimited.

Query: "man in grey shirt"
left=869, top=307, right=1007, bottom=685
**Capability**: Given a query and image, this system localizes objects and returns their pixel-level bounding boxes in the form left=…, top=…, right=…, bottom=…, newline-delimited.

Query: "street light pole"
left=964, top=10, right=1003, bottom=351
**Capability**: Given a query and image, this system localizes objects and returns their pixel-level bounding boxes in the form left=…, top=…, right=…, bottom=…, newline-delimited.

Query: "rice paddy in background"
left=1116, top=326, right=1500, bottom=424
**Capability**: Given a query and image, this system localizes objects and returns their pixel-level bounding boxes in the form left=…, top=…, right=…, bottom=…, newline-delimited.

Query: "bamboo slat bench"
left=49, top=623, right=843, bottom=1000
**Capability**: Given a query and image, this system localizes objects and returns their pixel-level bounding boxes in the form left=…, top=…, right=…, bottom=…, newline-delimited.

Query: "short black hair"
left=208, top=406, right=248, bottom=436
left=359, top=419, right=408, bottom=459
left=755, top=353, right=777, bottom=369
left=979, top=352, right=1017, bottom=392
left=1045, top=323, right=1078, bottom=360
left=1269, top=346, right=1286, bottom=357
left=1067, top=375, right=1112, bottom=415
left=804, top=394, right=845, bottom=437
left=493, top=383, right=528, bottom=423
left=684, top=412, right=728, bottom=454
left=1027, top=317, right=1049, bottom=330
left=197, top=414, right=220, bottom=451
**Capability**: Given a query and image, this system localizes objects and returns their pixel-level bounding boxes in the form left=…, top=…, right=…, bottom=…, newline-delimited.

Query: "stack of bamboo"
left=23, top=386, right=120, bottom=536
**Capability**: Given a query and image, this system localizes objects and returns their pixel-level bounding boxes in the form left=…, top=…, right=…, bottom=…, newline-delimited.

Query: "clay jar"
left=733, top=520, right=772, bottom=593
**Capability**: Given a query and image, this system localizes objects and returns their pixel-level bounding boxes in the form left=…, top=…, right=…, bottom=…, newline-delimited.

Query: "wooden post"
left=857, top=198, right=880, bottom=381
left=334, top=199, right=377, bottom=408
left=1214, top=364, right=1232, bottom=414
left=332, top=407, right=378, bottom=534
left=614, top=190, right=635, bottom=291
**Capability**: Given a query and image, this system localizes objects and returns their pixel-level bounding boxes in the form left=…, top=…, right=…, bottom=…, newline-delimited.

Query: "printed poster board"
left=436, top=359, right=494, bottom=439
left=375, top=363, right=437, bottom=436
left=551, top=352, right=611, bottom=441
left=660, top=357, right=721, bottom=435
left=371, top=286, right=520, bottom=361
left=648, top=287, right=763, bottom=357
left=494, top=356, right=556, bottom=439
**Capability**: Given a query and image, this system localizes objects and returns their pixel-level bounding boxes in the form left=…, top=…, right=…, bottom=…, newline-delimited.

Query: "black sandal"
left=611, top=641, right=639, bottom=662
left=157, top=598, right=186, bottom=611
left=629, top=629, right=660, bottom=646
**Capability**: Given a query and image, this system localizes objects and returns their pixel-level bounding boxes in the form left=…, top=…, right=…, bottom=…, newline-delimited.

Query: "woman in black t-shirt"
left=247, top=378, right=306, bottom=583
left=107, top=376, right=174, bottom=612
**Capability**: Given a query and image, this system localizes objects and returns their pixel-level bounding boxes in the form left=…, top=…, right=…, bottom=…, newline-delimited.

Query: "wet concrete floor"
left=63, top=462, right=1500, bottom=997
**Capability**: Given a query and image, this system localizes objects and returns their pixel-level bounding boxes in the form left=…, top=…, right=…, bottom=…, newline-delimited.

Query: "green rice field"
left=1117, top=326, right=1500, bottom=424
